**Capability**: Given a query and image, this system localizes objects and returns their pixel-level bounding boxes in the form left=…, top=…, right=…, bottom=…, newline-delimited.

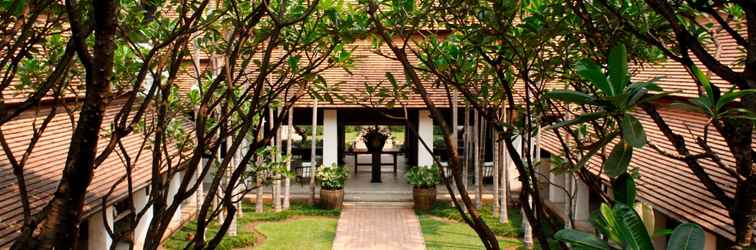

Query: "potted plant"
left=405, top=164, right=441, bottom=210
left=316, top=163, right=349, bottom=209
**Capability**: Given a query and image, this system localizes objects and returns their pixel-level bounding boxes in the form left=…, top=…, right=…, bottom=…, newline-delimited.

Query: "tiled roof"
left=541, top=105, right=753, bottom=240
left=631, top=26, right=744, bottom=98
left=0, top=98, right=182, bottom=247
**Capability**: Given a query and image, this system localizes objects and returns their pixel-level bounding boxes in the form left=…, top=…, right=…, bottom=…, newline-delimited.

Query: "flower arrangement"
left=405, top=165, right=441, bottom=188
left=316, top=163, right=349, bottom=190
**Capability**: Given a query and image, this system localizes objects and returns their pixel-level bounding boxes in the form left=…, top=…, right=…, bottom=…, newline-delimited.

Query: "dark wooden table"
left=351, top=148, right=401, bottom=175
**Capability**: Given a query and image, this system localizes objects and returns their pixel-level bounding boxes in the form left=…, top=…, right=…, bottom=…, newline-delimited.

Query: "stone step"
left=343, top=201, right=414, bottom=208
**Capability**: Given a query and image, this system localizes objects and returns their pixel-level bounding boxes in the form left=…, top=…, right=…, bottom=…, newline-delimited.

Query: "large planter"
left=320, top=188, right=344, bottom=209
left=413, top=186, right=437, bottom=210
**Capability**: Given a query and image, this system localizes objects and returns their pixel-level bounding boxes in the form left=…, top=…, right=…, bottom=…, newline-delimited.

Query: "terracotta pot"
left=413, top=186, right=437, bottom=210
left=320, top=188, right=344, bottom=209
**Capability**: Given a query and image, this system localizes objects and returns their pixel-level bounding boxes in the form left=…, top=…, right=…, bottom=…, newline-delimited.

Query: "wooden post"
left=478, top=116, right=486, bottom=209
left=255, top=121, right=264, bottom=213
left=309, top=99, right=319, bottom=205
left=463, top=103, right=470, bottom=193
left=450, top=92, right=458, bottom=199
left=270, top=109, right=281, bottom=212
left=500, top=138, right=509, bottom=223
left=493, top=129, right=499, bottom=217
left=284, top=106, right=293, bottom=210
left=500, top=105, right=509, bottom=223
left=274, top=108, right=283, bottom=212
left=473, top=109, right=481, bottom=208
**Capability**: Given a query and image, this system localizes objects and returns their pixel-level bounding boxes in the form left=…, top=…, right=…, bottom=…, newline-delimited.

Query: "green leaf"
left=604, top=142, right=633, bottom=177
left=613, top=204, right=655, bottom=250
left=608, top=44, right=629, bottom=94
left=288, top=56, right=301, bottom=72
left=577, top=59, right=613, bottom=96
left=691, top=65, right=714, bottom=102
left=596, top=203, right=622, bottom=243
left=613, top=173, right=636, bottom=205
left=548, top=111, right=607, bottom=129
left=667, top=224, right=705, bottom=250
left=385, top=72, right=398, bottom=89
left=716, top=89, right=756, bottom=112
left=621, top=114, right=647, bottom=148
left=544, top=90, right=595, bottom=104
left=574, top=131, right=618, bottom=169
left=554, top=229, right=610, bottom=250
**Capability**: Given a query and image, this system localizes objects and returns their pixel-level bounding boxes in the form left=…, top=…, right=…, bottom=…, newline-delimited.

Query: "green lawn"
left=417, top=203, right=525, bottom=249
left=254, top=217, right=338, bottom=250
left=419, top=215, right=524, bottom=249
left=163, top=203, right=339, bottom=250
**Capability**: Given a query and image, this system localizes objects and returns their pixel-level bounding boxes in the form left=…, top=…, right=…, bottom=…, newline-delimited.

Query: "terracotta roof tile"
left=0, top=98, right=182, bottom=247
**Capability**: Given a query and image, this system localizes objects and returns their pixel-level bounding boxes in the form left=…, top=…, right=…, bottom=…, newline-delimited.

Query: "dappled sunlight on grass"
left=417, top=203, right=526, bottom=249
left=163, top=202, right=339, bottom=250
left=254, top=217, right=338, bottom=250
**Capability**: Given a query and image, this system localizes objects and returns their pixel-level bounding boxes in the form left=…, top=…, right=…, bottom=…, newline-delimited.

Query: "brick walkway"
left=332, top=207, right=425, bottom=250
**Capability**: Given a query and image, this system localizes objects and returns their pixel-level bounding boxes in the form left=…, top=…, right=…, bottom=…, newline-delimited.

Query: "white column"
left=549, top=172, right=565, bottom=203
left=574, top=178, right=590, bottom=221
left=88, top=206, right=114, bottom=250
left=168, top=171, right=184, bottom=224
left=704, top=231, right=717, bottom=250
left=323, top=109, right=338, bottom=166
left=418, top=110, right=434, bottom=166
left=133, top=188, right=153, bottom=250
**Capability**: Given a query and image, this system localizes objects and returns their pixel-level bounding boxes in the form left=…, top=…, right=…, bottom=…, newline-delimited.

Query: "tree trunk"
left=22, top=1, right=117, bottom=248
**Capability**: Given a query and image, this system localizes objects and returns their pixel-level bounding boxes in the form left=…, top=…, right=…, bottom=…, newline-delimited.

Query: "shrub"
left=405, top=165, right=441, bottom=188
left=316, top=163, right=349, bottom=190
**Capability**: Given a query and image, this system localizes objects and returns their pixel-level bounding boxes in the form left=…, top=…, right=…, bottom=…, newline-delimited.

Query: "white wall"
left=549, top=173, right=565, bottom=203
left=167, top=171, right=184, bottom=224
left=88, top=206, right=114, bottom=250
left=132, top=187, right=153, bottom=250
left=323, top=109, right=338, bottom=166
left=574, top=178, right=590, bottom=221
left=418, top=110, right=434, bottom=166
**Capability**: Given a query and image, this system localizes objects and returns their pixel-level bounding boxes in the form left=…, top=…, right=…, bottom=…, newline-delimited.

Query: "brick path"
left=332, top=207, right=425, bottom=250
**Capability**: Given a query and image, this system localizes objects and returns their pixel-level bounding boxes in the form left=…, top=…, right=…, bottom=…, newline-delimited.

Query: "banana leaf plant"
left=548, top=44, right=705, bottom=250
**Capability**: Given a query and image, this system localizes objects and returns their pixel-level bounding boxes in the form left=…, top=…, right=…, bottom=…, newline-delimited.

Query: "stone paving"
left=332, top=206, right=425, bottom=250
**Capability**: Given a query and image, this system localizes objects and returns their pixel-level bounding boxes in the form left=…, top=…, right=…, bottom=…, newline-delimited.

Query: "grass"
left=163, top=202, right=340, bottom=250
left=417, top=203, right=525, bottom=249
left=254, top=217, right=338, bottom=250
left=417, top=203, right=562, bottom=249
